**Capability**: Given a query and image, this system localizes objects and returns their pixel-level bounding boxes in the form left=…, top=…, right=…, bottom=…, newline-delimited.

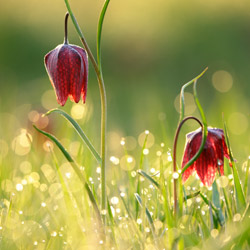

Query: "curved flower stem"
left=173, top=116, right=203, bottom=216
left=64, top=0, right=109, bottom=225
left=173, top=68, right=208, bottom=217
left=64, top=13, right=69, bottom=44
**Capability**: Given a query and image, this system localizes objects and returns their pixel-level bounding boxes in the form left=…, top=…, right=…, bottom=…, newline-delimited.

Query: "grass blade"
left=45, top=108, right=101, bottom=164
left=97, top=0, right=110, bottom=71
left=223, top=121, right=246, bottom=212
left=33, top=125, right=102, bottom=226
left=243, top=157, right=250, bottom=197
left=137, top=169, right=160, bottom=189
left=134, top=193, right=155, bottom=233
left=212, top=181, right=225, bottom=226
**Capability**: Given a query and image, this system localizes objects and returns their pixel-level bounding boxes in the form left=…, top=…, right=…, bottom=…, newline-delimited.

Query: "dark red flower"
left=181, top=127, right=230, bottom=186
left=44, top=13, right=88, bottom=106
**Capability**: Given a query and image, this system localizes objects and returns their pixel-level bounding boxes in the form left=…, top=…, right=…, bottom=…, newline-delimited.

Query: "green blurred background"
left=0, top=0, right=250, bottom=163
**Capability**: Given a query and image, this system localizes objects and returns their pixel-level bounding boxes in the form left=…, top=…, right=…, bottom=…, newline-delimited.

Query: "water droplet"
left=111, top=196, right=119, bottom=205
left=172, top=172, right=179, bottom=179
left=211, top=229, right=219, bottom=238
left=137, top=218, right=142, bottom=224
left=65, top=172, right=71, bottom=179
left=101, top=209, right=107, bottom=215
left=131, top=171, right=136, bottom=177
left=16, top=183, right=23, bottom=192
left=120, top=192, right=125, bottom=197
left=233, top=213, right=241, bottom=222
left=143, top=148, right=149, bottom=155
left=51, top=231, right=57, bottom=237
left=41, top=202, right=46, bottom=207
left=156, top=151, right=162, bottom=157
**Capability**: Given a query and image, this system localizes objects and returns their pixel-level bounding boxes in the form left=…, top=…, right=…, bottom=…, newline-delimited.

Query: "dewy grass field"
left=0, top=0, right=250, bottom=249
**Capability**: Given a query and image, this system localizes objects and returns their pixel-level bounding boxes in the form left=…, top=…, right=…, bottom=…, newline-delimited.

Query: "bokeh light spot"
left=138, top=131, right=155, bottom=148
left=71, top=103, right=86, bottom=120
left=120, top=155, right=135, bottom=171
left=212, top=70, right=233, bottom=93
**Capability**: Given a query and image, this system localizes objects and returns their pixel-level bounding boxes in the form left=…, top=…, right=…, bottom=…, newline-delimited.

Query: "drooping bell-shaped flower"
left=44, top=13, right=88, bottom=106
left=181, top=127, right=230, bottom=186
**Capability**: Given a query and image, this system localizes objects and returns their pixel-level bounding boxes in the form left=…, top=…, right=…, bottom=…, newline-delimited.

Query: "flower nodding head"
left=181, top=127, right=230, bottom=186
left=44, top=13, right=88, bottom=106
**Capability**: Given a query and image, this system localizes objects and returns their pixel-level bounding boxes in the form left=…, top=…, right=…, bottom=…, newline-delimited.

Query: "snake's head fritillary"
left=181, top=127, right=230, bottom=186
left=44, top=13, right=88, bottom=106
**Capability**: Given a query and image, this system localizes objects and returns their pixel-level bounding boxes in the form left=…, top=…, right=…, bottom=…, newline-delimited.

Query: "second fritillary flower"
left=181, top=127, right=230, bottom=186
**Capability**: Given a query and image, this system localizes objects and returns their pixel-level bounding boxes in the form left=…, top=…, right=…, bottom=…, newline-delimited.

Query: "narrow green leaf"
left=212, top=181, right=225, bottom=226
left=208, top=202, right=214, bottom=230
left=184, top=191, right=200, bottom=200
left=107, top=198, right=115, bottom=226
left=136, top=132, right=149, bottom=220
left=243, top=157, right=250, bottom=197
left=137, top=170, right=160, bottom=189
left=44, top=109, right=101, bottom=164
left=179, top=67, right=208, bottom=121
left=97, top=0, right=110, bottom=71
left=120, top=193, right=144, bottom=243
left=33, top=125, right=102, bottom=225
left=134, top=193, right=157, bottom=241
left=199, top=192, right=218, bottom=212
left=223, top=121, right=246, bottom=212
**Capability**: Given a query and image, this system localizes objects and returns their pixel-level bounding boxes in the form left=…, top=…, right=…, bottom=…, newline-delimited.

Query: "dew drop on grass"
left=110, top=156, right=120, bottom=165
left=156, top=151, right=162, bottom=157
left=16, top=183, right=23, bottom=191
left=233, top=213, right=241, bottom=222
left=96, top=167, right=101, bottom=174
left=41, top=202, right=46, bottom=207
left=172, top=172, right=179, bottom=179
left=51, top=231, right=57, bottom=237
left=210, top=229, right=219, bottom=238
left=101, top=209, right=107, bottom=215
left=131, top=171, right=136, bottom=177
left=120, top=138, right=125, bottom=146
left=111, top=196, right=119, bottom=205
left=136, top=218, right=142, bottom=224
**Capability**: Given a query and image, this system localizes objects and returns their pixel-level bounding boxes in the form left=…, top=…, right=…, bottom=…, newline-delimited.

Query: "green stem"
left=173, top=116, right=203, bottom=216
left=63, top=1, right=109, bottom=224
